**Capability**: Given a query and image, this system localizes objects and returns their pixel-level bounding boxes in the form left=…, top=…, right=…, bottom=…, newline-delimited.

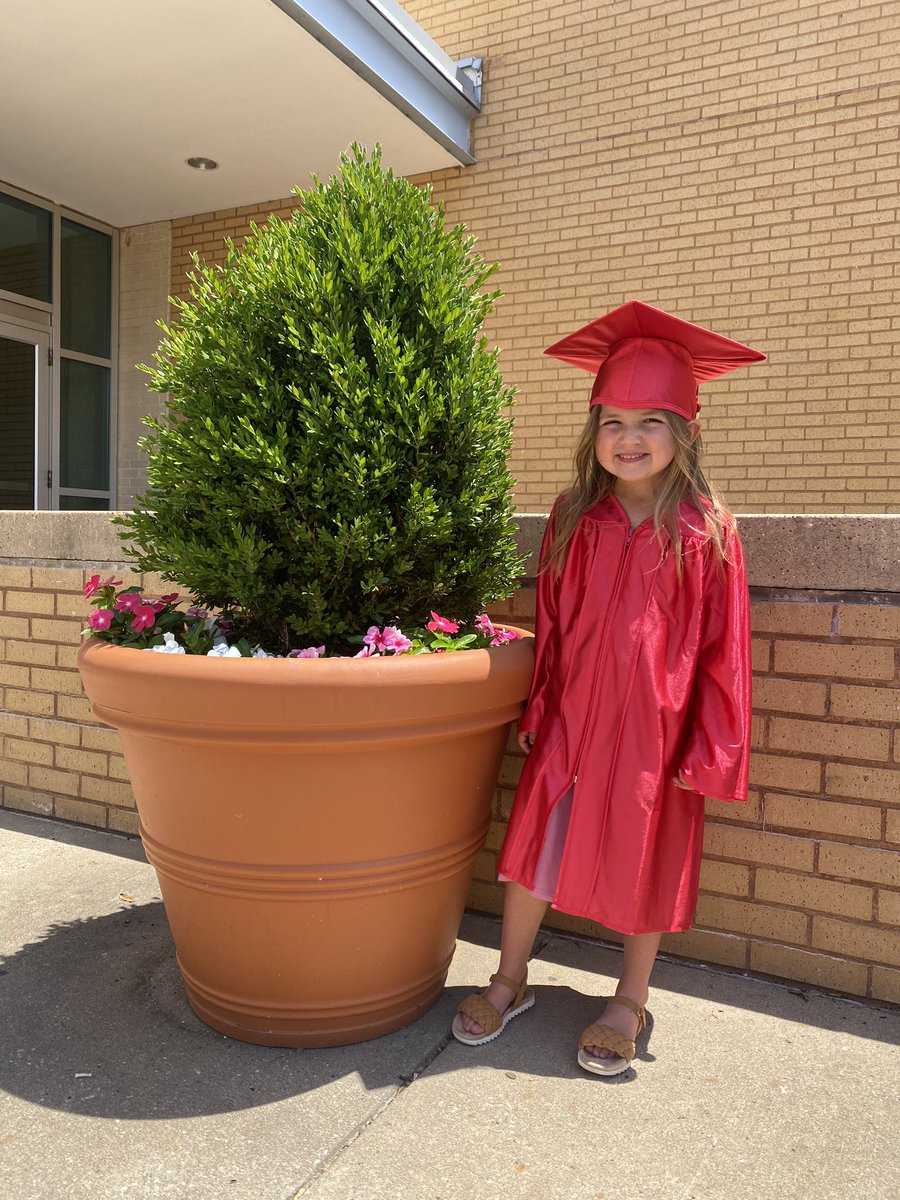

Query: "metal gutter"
left=269, top=0, right=481, bottom=164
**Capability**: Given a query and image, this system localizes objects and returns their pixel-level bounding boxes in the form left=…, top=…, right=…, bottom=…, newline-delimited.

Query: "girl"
left=452, top=300, right=765, bottom=1075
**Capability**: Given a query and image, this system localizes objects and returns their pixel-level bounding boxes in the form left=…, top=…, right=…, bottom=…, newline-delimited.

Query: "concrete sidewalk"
left=1, top=808, right=897, bottom=1200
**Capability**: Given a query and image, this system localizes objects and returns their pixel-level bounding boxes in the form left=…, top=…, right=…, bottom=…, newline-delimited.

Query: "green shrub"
left=119, top=145, right=524, bottom=654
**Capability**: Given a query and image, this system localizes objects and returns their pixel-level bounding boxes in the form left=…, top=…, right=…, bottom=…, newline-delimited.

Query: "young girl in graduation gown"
left=452, top=300, right=765, bottom=1075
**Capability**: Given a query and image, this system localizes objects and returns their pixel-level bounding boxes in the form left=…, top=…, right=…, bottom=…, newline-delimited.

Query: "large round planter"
left=77, top=634, right=533, bottom=1047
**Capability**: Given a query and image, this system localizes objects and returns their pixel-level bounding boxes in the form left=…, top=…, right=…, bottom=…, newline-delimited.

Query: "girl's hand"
left=518, top=730, right=537, bottom=754
left=672, top=773, right=692, bottom=791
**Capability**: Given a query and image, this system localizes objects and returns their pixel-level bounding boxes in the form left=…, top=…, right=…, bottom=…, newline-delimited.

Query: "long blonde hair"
left=543, top=406, right=732, bottom=576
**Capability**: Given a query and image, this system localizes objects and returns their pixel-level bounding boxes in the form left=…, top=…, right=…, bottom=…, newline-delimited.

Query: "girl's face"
left=594, top=405, right=698, bottom=491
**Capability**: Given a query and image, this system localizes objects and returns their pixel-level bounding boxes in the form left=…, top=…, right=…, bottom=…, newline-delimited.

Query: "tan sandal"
left=577, top=995, right=647, bottom=1076
left=451, top=971, right=535, bottom=1046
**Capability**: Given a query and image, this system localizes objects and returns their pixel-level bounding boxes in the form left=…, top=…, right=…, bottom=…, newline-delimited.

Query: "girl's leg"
left=460, top=881, right=549, bottom=1036
left=582, top=930, right=662, bottom=1059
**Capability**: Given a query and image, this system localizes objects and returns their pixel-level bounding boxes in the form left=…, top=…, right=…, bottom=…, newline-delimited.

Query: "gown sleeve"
left=677, top=529, right=752, bottom=803
left=518, top=506, right=561, bottom=734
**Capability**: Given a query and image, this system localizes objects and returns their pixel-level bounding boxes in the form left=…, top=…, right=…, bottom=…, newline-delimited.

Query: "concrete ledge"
left=0, top=511, right=898, bottom=593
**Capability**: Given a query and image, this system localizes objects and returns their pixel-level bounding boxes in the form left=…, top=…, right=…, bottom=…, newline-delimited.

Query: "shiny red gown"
left=498, top=493, right=751, bottom=935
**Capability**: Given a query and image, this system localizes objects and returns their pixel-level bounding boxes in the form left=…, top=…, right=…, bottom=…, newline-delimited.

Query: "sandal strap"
left=490, top=971, right=528, bottom=1006
left=578, top=1021, right=636, bottom=1062
left=456, top=992, right=503, bottom=1035
left=606, top=994, right=647, bottom=1031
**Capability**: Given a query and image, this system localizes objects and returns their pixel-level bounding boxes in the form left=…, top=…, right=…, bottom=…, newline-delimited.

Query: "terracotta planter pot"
left=77, top=634, right=533, bottom=1047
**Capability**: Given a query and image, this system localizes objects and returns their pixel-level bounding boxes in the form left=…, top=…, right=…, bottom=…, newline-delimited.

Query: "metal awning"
left=0, top=0, right=480, bottom=227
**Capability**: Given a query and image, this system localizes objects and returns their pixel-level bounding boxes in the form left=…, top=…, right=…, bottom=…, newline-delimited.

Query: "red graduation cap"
left=544, top=300, right=766, bottom=419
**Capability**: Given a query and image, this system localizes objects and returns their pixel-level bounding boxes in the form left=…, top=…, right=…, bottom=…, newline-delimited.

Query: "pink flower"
left=88, top=608, right=114, bottom=631
left=160, top=593, right=179, bottom=604
left=84, top=573, right=122, bottom=599
left=475, top=613, right=496, bottom=637
left=115, top=592, right=142, bottom=612
left=353, top=644, right=380, bottom=658
left=363, top=625, right=382, bottom=649
left=289, top=645, right=326, bottom=659
left=130, top=604, right=157, bottom=633
left=380, top=626, right=412, bottom=654
left=490, top=627, right=521, bottom=646
left=426, top=612, right=459, bottom=634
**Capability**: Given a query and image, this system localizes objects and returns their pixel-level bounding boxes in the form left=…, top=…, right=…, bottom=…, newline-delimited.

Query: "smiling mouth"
left=616, top=453, right=648, bottom=462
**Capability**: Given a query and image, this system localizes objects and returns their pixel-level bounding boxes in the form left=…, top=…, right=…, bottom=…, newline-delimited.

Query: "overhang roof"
left=0, top=0, right=479, bottom=228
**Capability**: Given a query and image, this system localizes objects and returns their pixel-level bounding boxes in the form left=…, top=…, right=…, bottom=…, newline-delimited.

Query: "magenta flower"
left=114, top=592, right=142, bottom=612
left=363, top=625, right=382, bottom=649
left=130, top=604, right=157, bottom=633
left=353, top=644, right=380, bottom=658
left=289, top=645, right=326, bottom=659
left=426, top=612, right=459, bottom=634
left=490, top=627, right=520, bottom=646
left=160, top=593, right=179, bottom=604
left=475, top=613, right=496, bottom=637
left=84, top=573, right=122, bottom=599
left=380, top=626, right=412, bottom=653
left=88, top=608, right=114, bottom=631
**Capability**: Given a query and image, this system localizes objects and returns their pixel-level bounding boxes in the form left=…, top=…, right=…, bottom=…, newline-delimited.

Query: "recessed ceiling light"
left=186, top=156, right=219, bottom=171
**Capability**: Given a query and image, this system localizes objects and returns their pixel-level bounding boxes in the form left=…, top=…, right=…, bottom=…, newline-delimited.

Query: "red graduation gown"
left=498, top=493, right=751, bottom=935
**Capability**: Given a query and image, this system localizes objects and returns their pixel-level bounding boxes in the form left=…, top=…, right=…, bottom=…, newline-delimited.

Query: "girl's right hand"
left=518, top=730, right=537, bottom=754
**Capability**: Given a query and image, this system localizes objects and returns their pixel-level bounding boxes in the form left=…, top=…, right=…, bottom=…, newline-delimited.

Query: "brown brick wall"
left=168, top=0, right=900, bottom=513
left=2, top=560, right=896, bottom=1003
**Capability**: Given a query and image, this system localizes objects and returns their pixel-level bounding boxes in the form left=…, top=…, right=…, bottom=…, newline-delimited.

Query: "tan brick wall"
left=2, top=557, right=896, bottom=1003
left=117, top=221, right=172, bottom=508
left=166, top=0, right=900, bottom=514
left=482, top=585, right=900, bottom=1004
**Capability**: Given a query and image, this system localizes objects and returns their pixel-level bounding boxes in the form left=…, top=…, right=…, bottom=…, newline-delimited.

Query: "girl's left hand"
left=672, top=773, right=692, bottom=791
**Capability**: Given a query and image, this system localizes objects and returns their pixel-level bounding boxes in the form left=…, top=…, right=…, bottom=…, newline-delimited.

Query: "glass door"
left=0, top=320, right=50, bottom=509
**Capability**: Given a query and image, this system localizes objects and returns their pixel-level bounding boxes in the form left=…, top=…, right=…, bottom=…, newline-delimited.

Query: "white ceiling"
left=0, top=0, right=467, bottom=228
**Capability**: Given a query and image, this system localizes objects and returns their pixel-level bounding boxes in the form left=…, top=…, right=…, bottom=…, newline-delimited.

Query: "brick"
left=53, top=796, right=107, bottom=829
left=830, top=684, right=899, bottom=724
left=694, top=894, right=809, bottom=943
left=0, top=664, right=30, bottom=687
left=55, top=745, right=108, bottom=775
left=465, top=877, right=504, bottom=918
left=818, top=842, right=900, bottom=887
left=825, top=762, right=899, bottom=803
left=57, top=695, right=95, bottom=722
left=80, top=726, right=121, bottom=752
left=27, top=765, right=80, bottom=797
left=0, top=616, right=30, bottom=638
left=4, top=689, right=54, bottom=717
left=768, top=717, right=889, bottom=762
left=703, top=824, right=815, bottom=872
left=888, top=812, right=900, bottom=844
left=752, top=676, right=827, bottom=716
left=498, top=753, right=524, bottom=789
left=812, top=915, right=900, bottom=967
left=79, top=776, right=135, bottom=807
left=877, top=889, right=900, bottom=927
left=3, top=590, right=55, bottom=615
left=0, top=713, right=29, bottom=736
left=870, top=966, right=900, bottom=1005
left=763, top=792, right=882, bottom=840
left=749, top=942, right=868, bottom=996
left=29, top=717, right=80, bottom=747
left=4, top=639, right=56, bottom=665
left=660, top=927, right=749, bottom=969
left=699, top=858, right=751, bottom=897
left=749, top=752, right=821, bottom=793
left=0, top=567, right=31, bottom=587
left=838, top=606, right=900, bottom=641
left=751, top=639, right=771, bottom=671
left=56, top=592, right=91, bottom=618
left=754, top=867, right=873, bottom=921
left=4, top=737, right=54, bottom=766
left=773, top=640, right=894, bottom=681
left=30, top=668, right=84, bottom=696
left=31, top=567, right=85, bottom=590
left=30, top=617, right=83, bottom=643
left=1, top=786, right=53, bottom=817
left=704, top=790, right=763, bottom=823
left=750, top=601, right=833, bottom=636
left=108, top=808, right=140, bottom=836
left=0, top=759, right=29, bottom=786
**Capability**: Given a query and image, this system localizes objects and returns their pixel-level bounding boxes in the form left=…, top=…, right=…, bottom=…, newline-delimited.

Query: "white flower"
left=207, top=641, right=242, bottom=658
left=146, top=632, right=186, bottom=654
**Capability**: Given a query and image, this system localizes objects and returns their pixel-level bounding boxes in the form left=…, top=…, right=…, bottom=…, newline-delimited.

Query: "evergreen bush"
left=120, top=145, right=524, bottom=654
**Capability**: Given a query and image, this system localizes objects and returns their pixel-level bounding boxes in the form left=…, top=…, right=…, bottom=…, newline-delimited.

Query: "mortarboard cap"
left=544, top=300, right=766, bottom=419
